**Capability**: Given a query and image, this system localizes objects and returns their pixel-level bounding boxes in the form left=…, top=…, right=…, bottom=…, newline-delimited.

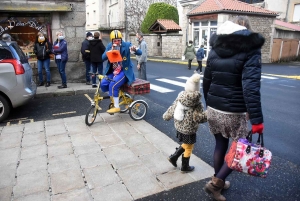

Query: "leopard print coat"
left=163, top=91, right=207, bottom=135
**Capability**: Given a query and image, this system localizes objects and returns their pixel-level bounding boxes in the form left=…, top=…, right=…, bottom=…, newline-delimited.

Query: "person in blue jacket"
left=195, top=45, right=205, bottom=74
left=101, top=30, right=142, bottom=114
left=53, top=31, right=68, bottom=89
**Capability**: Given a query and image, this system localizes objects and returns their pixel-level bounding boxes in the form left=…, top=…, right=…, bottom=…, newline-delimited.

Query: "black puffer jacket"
left=89, top=39, right=106, bottom=63
left=34, top=38, right=52, bottom=60
left=203, top=22, right=265, bottom=124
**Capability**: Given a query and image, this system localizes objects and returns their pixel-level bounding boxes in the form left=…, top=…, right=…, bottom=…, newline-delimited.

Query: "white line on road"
left=261, top=75, right=278, bottom=79
left=279, top=84, right=296, bottom=88
left=156, top=78, right=186, bottom=87
left=52, top=111, right=77, bottom=116
left=150, top=84, right=175, bottom=93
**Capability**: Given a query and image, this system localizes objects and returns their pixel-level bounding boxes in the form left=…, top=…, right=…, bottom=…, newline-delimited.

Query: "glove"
left=252, top=123, right=264, bottom=134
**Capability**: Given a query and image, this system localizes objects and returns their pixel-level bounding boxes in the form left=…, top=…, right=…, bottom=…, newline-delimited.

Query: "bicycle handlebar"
left=89, top=73, right=115, bottom=82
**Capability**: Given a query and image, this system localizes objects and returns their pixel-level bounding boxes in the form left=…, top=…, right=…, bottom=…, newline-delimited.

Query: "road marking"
left=176, top=76, right=203, bottom=83
left=84, top=94, right=93, bottom=102
left=150, top=84, right=175, bottom=93
left=52, top=111, right=76, bottom=116
left=262, top=73, right=300, bottom=80
left=156, top=78, right=186, bottom=87
left=261, top=75, right=278, bottom=80
left=279, top=84, right=296, bottom=88
left=4, top=117, right=34, bottom=126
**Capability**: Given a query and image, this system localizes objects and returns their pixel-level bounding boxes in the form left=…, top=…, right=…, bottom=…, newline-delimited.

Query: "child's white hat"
left=185, top=72, right=201, bottom=92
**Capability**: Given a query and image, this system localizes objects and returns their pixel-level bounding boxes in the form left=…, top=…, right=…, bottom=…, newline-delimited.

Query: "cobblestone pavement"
left=0, top=113, right=213, bottom=201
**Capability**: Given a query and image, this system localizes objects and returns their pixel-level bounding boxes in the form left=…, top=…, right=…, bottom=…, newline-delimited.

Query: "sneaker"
left=86, top=82, right=91, bottom=85
left=107, top=107, right=120, bottom=114
left=200, top=72, right=203, bottom=75
left=92, top=84, right=97, bottom=88
left=194, top=70, right=198, bottom=73
left=57, top=84, right=67, bottom=89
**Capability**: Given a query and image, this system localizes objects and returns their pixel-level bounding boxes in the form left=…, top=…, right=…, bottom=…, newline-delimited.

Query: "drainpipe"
left=124, top=2, right=127, bottom=41
left=285, top=0, right=291, bottom=22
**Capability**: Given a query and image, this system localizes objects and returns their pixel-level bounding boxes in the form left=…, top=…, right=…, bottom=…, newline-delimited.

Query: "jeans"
left=55, top=59, right=67, bottom=84
left=196, top=60, right=202, bottom=72
left=91, top=62, right=103, bottom=85
left=100, top=71, right=127, bottom=97
left=138, top=62, right=147, bottom=80
left=84, top=60, right=91, bottom=82
left=37, top=58, right=50, bottom=83
left=188, top=59, right=192, bottom=69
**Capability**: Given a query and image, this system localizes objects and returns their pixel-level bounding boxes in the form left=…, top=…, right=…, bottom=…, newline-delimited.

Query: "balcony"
left=98, top=21, right=125, bottom=30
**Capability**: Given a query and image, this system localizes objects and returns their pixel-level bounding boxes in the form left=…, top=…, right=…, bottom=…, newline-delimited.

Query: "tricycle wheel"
left=85, top=105, right=98, bottom=126
left=129, top=100, right=147, bottom=121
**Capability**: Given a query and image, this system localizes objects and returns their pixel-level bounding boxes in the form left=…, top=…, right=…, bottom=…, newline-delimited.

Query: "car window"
left=10, top=43, right=28, bottom=63
left=0, top=47, right=13, bottom=60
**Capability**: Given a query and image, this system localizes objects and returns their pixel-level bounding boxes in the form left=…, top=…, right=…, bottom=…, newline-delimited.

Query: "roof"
left=149, top=19, right=182, bottom=33
left=188, top=0, right=277, bottom=16
left=274, top=20, right=300, bottom=32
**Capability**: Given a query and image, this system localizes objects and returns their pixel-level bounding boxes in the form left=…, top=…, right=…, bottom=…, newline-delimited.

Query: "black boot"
left=168, top=146, right=185, bottom=167
left=181, top=155, right=195, bottom=172
left=38, top=82, right=44, bottom=86
left=46, top=82, right=50, bottom=87
left=57, top=84, right=67, bottom=89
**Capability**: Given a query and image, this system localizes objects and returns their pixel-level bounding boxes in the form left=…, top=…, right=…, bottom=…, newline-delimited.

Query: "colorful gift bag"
left=225, top=131, right=272, bottom=178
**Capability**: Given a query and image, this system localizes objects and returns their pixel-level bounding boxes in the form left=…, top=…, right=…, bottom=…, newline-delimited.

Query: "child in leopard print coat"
left=163, top=72, right=207, bottom=172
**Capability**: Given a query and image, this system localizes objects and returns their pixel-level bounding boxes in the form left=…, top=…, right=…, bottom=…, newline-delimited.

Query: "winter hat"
left=86, top=32, right=93, bottom=37
left=185, top=73, right=201, bottom=92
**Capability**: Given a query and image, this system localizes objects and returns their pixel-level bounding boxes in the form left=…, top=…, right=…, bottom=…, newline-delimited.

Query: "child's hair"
left=200, top=45, right=204, bottom=48
left=189, top=40, right=193, bottom=44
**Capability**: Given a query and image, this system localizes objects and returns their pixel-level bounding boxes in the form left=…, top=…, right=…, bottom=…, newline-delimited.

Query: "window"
left=293, top=4, right=300, bottom=22
left=210, top=21, right=217, bottom=26
left=193, top=22, right=199, bottom=26
left=201, top=21, right=208, bottom=26
left=193, top=28, right=199, bottom=47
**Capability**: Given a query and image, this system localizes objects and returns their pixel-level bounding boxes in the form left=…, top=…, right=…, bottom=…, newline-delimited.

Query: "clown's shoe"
left=107, top=107, right=120, bottom=114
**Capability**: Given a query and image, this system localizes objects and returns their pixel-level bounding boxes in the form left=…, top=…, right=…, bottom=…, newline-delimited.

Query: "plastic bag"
left=181, top=55, right=185, bottom=61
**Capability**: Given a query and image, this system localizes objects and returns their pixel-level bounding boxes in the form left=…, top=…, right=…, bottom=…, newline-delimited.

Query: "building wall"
left=264, top=0, right=288, bottom=20
left=286, top=0, right=300, bottom=22
left=162, top=34, right=183, bottom=58
left=227, top=14, right=276, bottom=63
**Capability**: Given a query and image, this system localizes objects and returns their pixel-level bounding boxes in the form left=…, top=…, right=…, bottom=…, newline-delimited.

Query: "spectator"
left=33, top=32, right=52, bottom=87
left=203, top=16, right=265, bottom=201
left=184, top=40, right=196, bottom=70
left=89, top=31, right=106, bottom=88
left=81, top=32, right=93, bottom=85
left=195, top=45, right=205, bottom=74
left=53, top=31, right=68, bottom=89
left=136, top=32, right=148, bottom=80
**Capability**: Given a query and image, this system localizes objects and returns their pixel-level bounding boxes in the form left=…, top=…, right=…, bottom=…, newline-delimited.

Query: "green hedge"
left=141, top=2, right=179, bottom=34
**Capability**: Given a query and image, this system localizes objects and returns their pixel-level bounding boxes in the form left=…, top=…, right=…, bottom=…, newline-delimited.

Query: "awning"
left=0, top=3, right=72, bottom=12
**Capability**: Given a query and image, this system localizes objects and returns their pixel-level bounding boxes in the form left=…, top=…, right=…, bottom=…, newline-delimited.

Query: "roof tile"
left=189, top=0, right=277, bottom=16
left=157, top=19, right=182, bottom=31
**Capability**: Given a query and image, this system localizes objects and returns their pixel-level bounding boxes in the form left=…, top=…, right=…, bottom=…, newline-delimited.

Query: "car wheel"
left=0, top=95, right=11, bottom=122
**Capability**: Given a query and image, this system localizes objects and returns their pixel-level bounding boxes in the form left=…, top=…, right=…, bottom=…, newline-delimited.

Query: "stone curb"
left=35, top=89, right=96, bottom=99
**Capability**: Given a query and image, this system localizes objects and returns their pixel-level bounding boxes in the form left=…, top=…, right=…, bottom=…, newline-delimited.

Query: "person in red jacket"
left=203, top=16, right=264, bottom=201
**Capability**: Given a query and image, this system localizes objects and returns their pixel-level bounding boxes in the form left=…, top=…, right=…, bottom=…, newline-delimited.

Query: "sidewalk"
left=0, top=87, right=214, bottom=201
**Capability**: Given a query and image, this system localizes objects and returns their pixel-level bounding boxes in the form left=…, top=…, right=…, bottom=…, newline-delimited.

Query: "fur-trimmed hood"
left=210, top=21, right=265, bottom=58
left=178, top=91, right=201, bottom=107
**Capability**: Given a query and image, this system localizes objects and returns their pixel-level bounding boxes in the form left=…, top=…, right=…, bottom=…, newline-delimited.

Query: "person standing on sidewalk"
left=163, top=72, right=207, bottom=172
left=89, top=31, right=106, bottom=88
left=195, top=45, right=205, bottom=74
left=183, top=40, right=196, bottom=70
left=203, top=16, right=265, bottom=201
left=34, top=32, right=52, bottom=87
left=81, top=32, right=93, bottom=85
left=53, top=31, right=68, bottom=89
left=136, top=32, right=148, bottom=80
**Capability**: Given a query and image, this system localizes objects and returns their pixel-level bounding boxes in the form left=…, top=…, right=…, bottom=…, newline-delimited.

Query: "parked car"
left=0, top=40, right=37, bottom=122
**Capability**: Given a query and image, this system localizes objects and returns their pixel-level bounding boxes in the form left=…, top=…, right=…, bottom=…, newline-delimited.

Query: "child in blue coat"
left=195, top=45, right=205, bottom=74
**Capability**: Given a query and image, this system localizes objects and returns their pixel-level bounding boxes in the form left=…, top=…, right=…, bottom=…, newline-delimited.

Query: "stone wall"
left=162, top=34, right=183, bottom=58
left=228, top=14, right=276, bottom=63
left=49, top=1, right=87, bottom=83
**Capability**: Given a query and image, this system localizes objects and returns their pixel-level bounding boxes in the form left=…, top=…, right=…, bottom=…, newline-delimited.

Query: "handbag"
left=225, top=131, right=272, bottom=178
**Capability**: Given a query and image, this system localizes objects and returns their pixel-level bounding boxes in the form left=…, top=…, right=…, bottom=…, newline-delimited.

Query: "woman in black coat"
left=203, top=16, right=265, bottom=201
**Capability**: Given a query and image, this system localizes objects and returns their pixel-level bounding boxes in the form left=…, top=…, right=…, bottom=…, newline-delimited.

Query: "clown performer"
left=101, top=30, right=142, bottom=114
left=163, top=73, right=207, bottom=172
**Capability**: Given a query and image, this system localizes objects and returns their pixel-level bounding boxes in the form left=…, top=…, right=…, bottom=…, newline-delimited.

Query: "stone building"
left=182, top=0, right=278, bottom=62
left=0, top=0, right=86, bottom=83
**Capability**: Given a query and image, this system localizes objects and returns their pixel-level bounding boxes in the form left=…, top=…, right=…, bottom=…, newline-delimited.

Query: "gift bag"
left=225, top=131, right=272, bottom=178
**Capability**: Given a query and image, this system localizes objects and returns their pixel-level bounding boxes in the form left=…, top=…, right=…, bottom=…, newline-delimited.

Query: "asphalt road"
left=2, top=61, right=300, bottom=201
